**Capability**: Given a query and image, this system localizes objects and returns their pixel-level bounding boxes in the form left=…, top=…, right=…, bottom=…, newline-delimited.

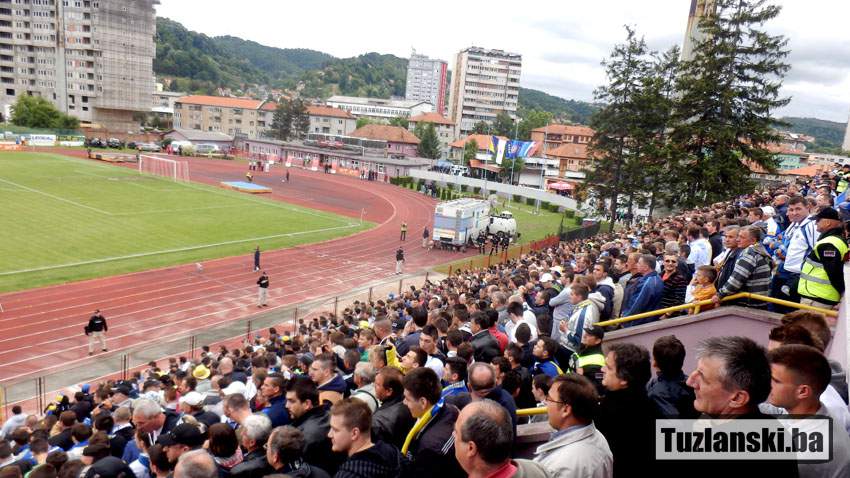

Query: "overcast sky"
left=156, top=0, right=850, bottom=123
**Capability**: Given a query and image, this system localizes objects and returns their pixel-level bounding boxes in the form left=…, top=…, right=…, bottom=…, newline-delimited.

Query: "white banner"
left=26, top=134, right=56, bottom=146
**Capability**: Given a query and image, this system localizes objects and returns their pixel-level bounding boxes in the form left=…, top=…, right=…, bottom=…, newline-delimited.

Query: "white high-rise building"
left=447, top=46, right=521, bottom=138
left=843, top=110, right=850, bottom=152
left=681, top=0, right=716, bottom=62
left=0, top=0, right=157, bottom=130
left=405, top=51, right=447, bottom=115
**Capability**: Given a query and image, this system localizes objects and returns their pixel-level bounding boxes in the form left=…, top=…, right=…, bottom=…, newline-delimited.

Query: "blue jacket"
left=263, top=394, right=290, bottom=427
left=622, top=271, right=664, bottom=324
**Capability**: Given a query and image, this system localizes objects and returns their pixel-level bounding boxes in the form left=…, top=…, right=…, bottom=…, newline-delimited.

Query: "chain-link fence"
left=0, top=272, right=439, bottom=418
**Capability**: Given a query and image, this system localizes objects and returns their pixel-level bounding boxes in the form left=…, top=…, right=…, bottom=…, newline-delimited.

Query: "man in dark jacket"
left=596, top=343, right=655, bottom=478
left=469, top=312, right=499, bottom=364
left=259, top=374, right=290, bottom=427
left=177, top=392, right=220, bottom=430
left=402, top=368, right=465, bottom=478
left=707, top=219, right=724, bottom=261
left=47, top=411, right=77, bottom=451
left=70, top=391, right=93, bottom=423
left=265, top=426, right=330, bottom=478
left=646, top=335, right=697, bottom=418
left=285, top=377, right=342, bottom=474
left=371, top=367, right=414, bottom=450
left=621, top=255, right=664, bottom=325
left=86, top=309, right=108, bottom=355
left=445, top=363, right=517, bottom=438
left=230, top=414, right=273, bottom=478
left=329, top=398, right=406, bottom=478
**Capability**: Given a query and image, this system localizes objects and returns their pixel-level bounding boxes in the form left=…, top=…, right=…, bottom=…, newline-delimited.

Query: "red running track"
left=0, top=153, right=473, bottom=383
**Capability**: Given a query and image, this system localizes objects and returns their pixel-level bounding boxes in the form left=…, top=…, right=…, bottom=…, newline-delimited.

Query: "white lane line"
left=0, top=223, right=360, bottom=276
left=0, top=177, right=112, bottom=216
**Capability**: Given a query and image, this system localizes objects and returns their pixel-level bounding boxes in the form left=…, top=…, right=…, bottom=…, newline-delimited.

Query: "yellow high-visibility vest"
left=798, top=235, right=848, bottom=303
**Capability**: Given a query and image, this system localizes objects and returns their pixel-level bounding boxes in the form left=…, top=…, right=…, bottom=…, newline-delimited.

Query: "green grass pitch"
left=0, top=152, right=372, bottom=293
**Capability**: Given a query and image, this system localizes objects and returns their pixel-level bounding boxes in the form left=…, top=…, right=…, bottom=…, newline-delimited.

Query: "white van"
left=450, top=165, right=469, bottom=176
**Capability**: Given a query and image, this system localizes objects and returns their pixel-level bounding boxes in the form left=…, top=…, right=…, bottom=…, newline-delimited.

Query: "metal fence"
left=559, top=222, right=601, bottom=241
left=0, top=272, right=436, bottom=417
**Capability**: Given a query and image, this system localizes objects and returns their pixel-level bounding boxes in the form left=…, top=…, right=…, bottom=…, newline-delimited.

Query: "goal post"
left=138, top=155, right=190, bottom=182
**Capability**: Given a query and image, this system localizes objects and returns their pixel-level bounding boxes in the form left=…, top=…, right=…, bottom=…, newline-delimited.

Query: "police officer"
left=568, top=326, right=605, bottom=394
left=837, top=164, right=850, bottom=194
left=798, top=207, right=847, bottom=318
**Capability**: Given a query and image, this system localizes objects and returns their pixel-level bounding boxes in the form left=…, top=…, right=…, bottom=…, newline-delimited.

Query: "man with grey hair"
left=673, top=336, right=798, bottom=476
left=713, top=226, right=772, bottom=309
left=349, top=362, right=379, bottom=412
left=174, top=449, right=218, bottom=478
left=265, top=426, right=330, bottom=478
left=491, top=291, right=509, bottom=328
left=230, top=414, right=273, bottom=478
left=454, top=399, right=547, bottom=478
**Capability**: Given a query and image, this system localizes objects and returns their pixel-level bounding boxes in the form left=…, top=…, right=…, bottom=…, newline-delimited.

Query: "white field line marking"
left=0, top=177, right=112, bottom=216
left=110, top=204, right=247, bottom=216
left=0, top=223, right=360, bottom=276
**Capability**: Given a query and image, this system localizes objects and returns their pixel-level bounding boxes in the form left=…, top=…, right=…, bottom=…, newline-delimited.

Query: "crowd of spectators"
left=1, top=172, right=849, bottom=478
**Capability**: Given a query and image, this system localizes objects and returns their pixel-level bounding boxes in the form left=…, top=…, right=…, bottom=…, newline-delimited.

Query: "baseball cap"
left=157, top=423, right=205, bottom=447
left=111, top=383, right=132, bottom=397
left=178, top=391, right=205, bottom=407
left=585, top=326, right=605, bottom=340
left=815, top=207, right=840, bottom=221
left=192, top=365, right=211, bottom=380
left=540, top=273, right=554, bottom=283
left=220, top=381, right=247, bottom=398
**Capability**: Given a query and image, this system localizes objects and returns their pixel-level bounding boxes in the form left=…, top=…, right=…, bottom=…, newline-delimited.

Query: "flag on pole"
left=490, top=136, right=507, bottom=165
left=505, top=140, right=536, bottom=159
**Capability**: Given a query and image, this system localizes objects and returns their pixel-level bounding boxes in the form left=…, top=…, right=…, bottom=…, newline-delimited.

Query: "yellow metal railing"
left=514, top=293, right=838, bottom=418
left=595, top=292, right=837, bottom=328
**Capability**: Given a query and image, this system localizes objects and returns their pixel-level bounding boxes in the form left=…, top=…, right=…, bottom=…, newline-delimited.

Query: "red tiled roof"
left=531, top=124, right=595, bottom=137
left=306, top=105, right=355, bottom=119
left=408, top=112, right=454, bottom=126
left=469, top=159, right=502, bottom=173
left=449, top=134, right=507, bottom=149
left=176, top=95, right=264, bottom=110
left=350, top=124, right=420, bottom=144
left=548, top=143, right=589, bottom=159
left=782, top=164, right=831, bottom=177
left=260, top=101, right=278, bottom=111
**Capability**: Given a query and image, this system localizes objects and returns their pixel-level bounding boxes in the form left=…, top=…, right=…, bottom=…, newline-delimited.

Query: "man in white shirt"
left=505, top=301, right=538, bottom=344
left=686, top=226, right=711, bottom=269
left=770, top=196, right=817, bottom=311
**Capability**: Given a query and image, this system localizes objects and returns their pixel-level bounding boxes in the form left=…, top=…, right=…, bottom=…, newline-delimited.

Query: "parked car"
left=194, top=144, right=220, bottom=154
left=127, top=142, right=137, bottom=150
left=86, top=137, right=104, bottom=148
left=136, top=142, right=161, bottom=152
left=107, top=138, right=123, bottom=149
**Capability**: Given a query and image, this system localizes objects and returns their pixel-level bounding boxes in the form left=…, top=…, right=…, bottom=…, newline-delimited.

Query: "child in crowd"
left=688, top=265, right=718, bottom=314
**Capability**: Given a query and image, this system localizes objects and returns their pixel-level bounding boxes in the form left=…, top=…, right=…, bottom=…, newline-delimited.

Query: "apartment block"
left=173, top=95, right=276, bottom=139
left=405, top=50, right=447, bottom=114
left=306, top=104, right=356, bottom=136
left=0, top=0, right=157, bottom=130
left=447, top=46, right=521, bottom=138
left=407, top=112, right=454, bottom=159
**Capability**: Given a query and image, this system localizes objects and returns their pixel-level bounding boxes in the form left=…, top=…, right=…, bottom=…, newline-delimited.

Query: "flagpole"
left=510, top=119, right=518, bottom=185
left=536, top=122, right=549, bottom=215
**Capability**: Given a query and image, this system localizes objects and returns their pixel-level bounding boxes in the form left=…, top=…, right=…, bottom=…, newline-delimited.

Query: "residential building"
left=548, top=142, right=591, bottom=174
left=447, top=46, right=521, bottom=138
left=530, top=124, right=594, bottom=152
left=306, top=104, right=356, bottom=136
left=843, top=112, right=850, bottom=152
left=681, top=0, right=716, bottom=62
left=349, top=124, right=420, bottom=158
left=151, top=87, right=185, bottom=129
left=173, top=95, right=276, bottom=139
left=407, top=112, right=455, bottom=159
left=0, top=0, right=158, bottom=130
left=325, top=95, right=432, bottom=121
left=405, top=50, right=448, bottom=114
left=448, top=134, right=502, bottom=163
left=808, top=152, right=850, bottom=167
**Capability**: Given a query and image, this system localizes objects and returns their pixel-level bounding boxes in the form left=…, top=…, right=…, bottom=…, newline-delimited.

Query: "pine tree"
left=668, top=0, right=790, bottom=207
left=290, top=99, right=309, bottom=139
left=271, top=101, right=292, bottom=141
left=415, top=122, right=442, bottom=159
left=585, top=26, right=653, bottom=231
left=492, top=111, right=515, bottom=138
left=463, top=139, right=478, bottom=166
